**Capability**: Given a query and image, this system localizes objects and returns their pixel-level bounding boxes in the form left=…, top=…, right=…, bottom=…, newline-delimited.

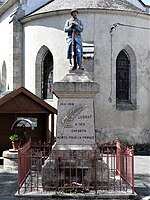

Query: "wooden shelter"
left=0, top=87, right=57, bottom=152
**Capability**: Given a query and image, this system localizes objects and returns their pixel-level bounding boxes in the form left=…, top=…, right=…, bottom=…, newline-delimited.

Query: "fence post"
left=116, top=138, right=120, bottom=175
left=131, top=146, right=134, bottom=194
left=18, top=146, right=21, bottom=194
left=94, top=149, right=97, bottom=194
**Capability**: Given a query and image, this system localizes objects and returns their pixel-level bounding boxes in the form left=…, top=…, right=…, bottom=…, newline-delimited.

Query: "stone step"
left=4, top=194, right=138, bottom=200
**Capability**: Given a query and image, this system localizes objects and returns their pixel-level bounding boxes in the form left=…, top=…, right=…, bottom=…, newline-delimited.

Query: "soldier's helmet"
left=71, top=8, right=79, bottom=16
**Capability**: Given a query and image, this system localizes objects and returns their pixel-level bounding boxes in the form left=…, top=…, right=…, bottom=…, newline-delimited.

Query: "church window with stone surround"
left=116, top=50, right=130, bottom=101
left=116, top=50, right=133, bottom=110
left=42, top=51, right=53, bottom=99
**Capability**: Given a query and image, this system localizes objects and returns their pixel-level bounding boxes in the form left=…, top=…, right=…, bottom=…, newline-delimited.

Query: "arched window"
left=42, top=51, right=53, bottom=99
left=35, top=46, right=53, bottom=99
left=116, top=50, right=130, bottom=102
left=1, top=61, right=7, bottom=93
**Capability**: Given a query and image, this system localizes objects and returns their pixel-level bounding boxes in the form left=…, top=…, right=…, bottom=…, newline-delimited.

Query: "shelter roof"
left=26, top=0, right=146, bottom=17
left=0, top=86, right=57, bottom=114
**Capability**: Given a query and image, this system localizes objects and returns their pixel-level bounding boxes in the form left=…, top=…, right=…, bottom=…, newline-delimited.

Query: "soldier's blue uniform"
left=64, top=9, right=84, bottom=69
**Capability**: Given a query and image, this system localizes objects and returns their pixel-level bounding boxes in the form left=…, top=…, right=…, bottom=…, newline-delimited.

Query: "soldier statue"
left=64, top=9, right=84, bottom=70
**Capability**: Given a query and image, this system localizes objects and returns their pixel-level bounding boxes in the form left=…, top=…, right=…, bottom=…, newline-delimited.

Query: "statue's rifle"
left=72, top=29, right=75, bottom=68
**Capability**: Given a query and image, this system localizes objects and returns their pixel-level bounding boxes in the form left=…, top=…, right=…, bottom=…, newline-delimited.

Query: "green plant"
left=9, top=134, right=20, bottom=142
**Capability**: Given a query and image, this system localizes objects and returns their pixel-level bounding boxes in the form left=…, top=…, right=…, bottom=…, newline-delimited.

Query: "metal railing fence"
left=116, top=139, right=134, bottom=191
left=18, top=139, right=31, bottom=190
left=18, top=139, right=134, bottom=194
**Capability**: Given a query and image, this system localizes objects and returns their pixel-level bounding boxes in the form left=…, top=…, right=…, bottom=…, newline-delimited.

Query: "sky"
left=142, top=0, right=150, bottom=5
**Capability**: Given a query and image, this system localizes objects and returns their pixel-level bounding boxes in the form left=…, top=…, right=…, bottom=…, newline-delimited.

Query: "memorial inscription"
left=56, top=98, right=95, bottom=145
left=61, top=104, right=88, bottom=129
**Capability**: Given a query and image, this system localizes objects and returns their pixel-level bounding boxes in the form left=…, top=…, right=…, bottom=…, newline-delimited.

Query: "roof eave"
left=0, top=86, right=57, bottom=114
left=20, top=8, right=149, bottom=23
left=0, top=0, right=18, bottom=15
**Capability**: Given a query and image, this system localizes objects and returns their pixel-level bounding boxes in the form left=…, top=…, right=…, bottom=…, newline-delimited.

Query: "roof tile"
left=27, top=0, right=146, bottom=17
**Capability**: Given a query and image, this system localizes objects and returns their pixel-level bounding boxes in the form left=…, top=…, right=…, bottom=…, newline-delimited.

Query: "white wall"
left=23, top=14, right=70, bottom=92
left=0, top=2, right=18, bottom=91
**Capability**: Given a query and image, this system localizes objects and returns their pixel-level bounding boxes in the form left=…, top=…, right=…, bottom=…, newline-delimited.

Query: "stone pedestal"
left=42, top=71, right=107, bottom=191
left=3, top=149, right=18, bottom=170
left=52, top=71, right=100, bottom=150
left=42, top=150, right=110, bottom=191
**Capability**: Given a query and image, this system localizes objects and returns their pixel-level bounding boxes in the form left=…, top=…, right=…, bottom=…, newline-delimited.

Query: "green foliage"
left=9, top=134, right=20, bottom=142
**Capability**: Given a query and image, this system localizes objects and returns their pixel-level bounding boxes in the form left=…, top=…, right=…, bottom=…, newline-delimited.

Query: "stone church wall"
left=22, top=10, right=150, bottom=144
left=0, top=1, right=150, bottom=145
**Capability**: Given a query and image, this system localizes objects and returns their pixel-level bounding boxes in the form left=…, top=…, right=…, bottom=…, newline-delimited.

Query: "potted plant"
left=9, top=134, right=21, bottom=150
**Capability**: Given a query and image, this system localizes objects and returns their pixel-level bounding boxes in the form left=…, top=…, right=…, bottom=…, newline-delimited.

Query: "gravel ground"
left=134, top=156, right=150, bottom=200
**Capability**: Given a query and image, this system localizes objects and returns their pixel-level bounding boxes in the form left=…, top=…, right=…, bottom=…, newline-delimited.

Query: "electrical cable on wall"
left=114, top=23, right=150, bottom=30
left=108, top=31, right=113, bottom=103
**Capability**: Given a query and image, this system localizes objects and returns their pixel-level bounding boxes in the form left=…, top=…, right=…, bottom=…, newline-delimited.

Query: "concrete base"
left=42, top=150, right=110, bottom=191
left=2, top=149, right=18, bottom=170
left=15, top=193, right=138, bottom=200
